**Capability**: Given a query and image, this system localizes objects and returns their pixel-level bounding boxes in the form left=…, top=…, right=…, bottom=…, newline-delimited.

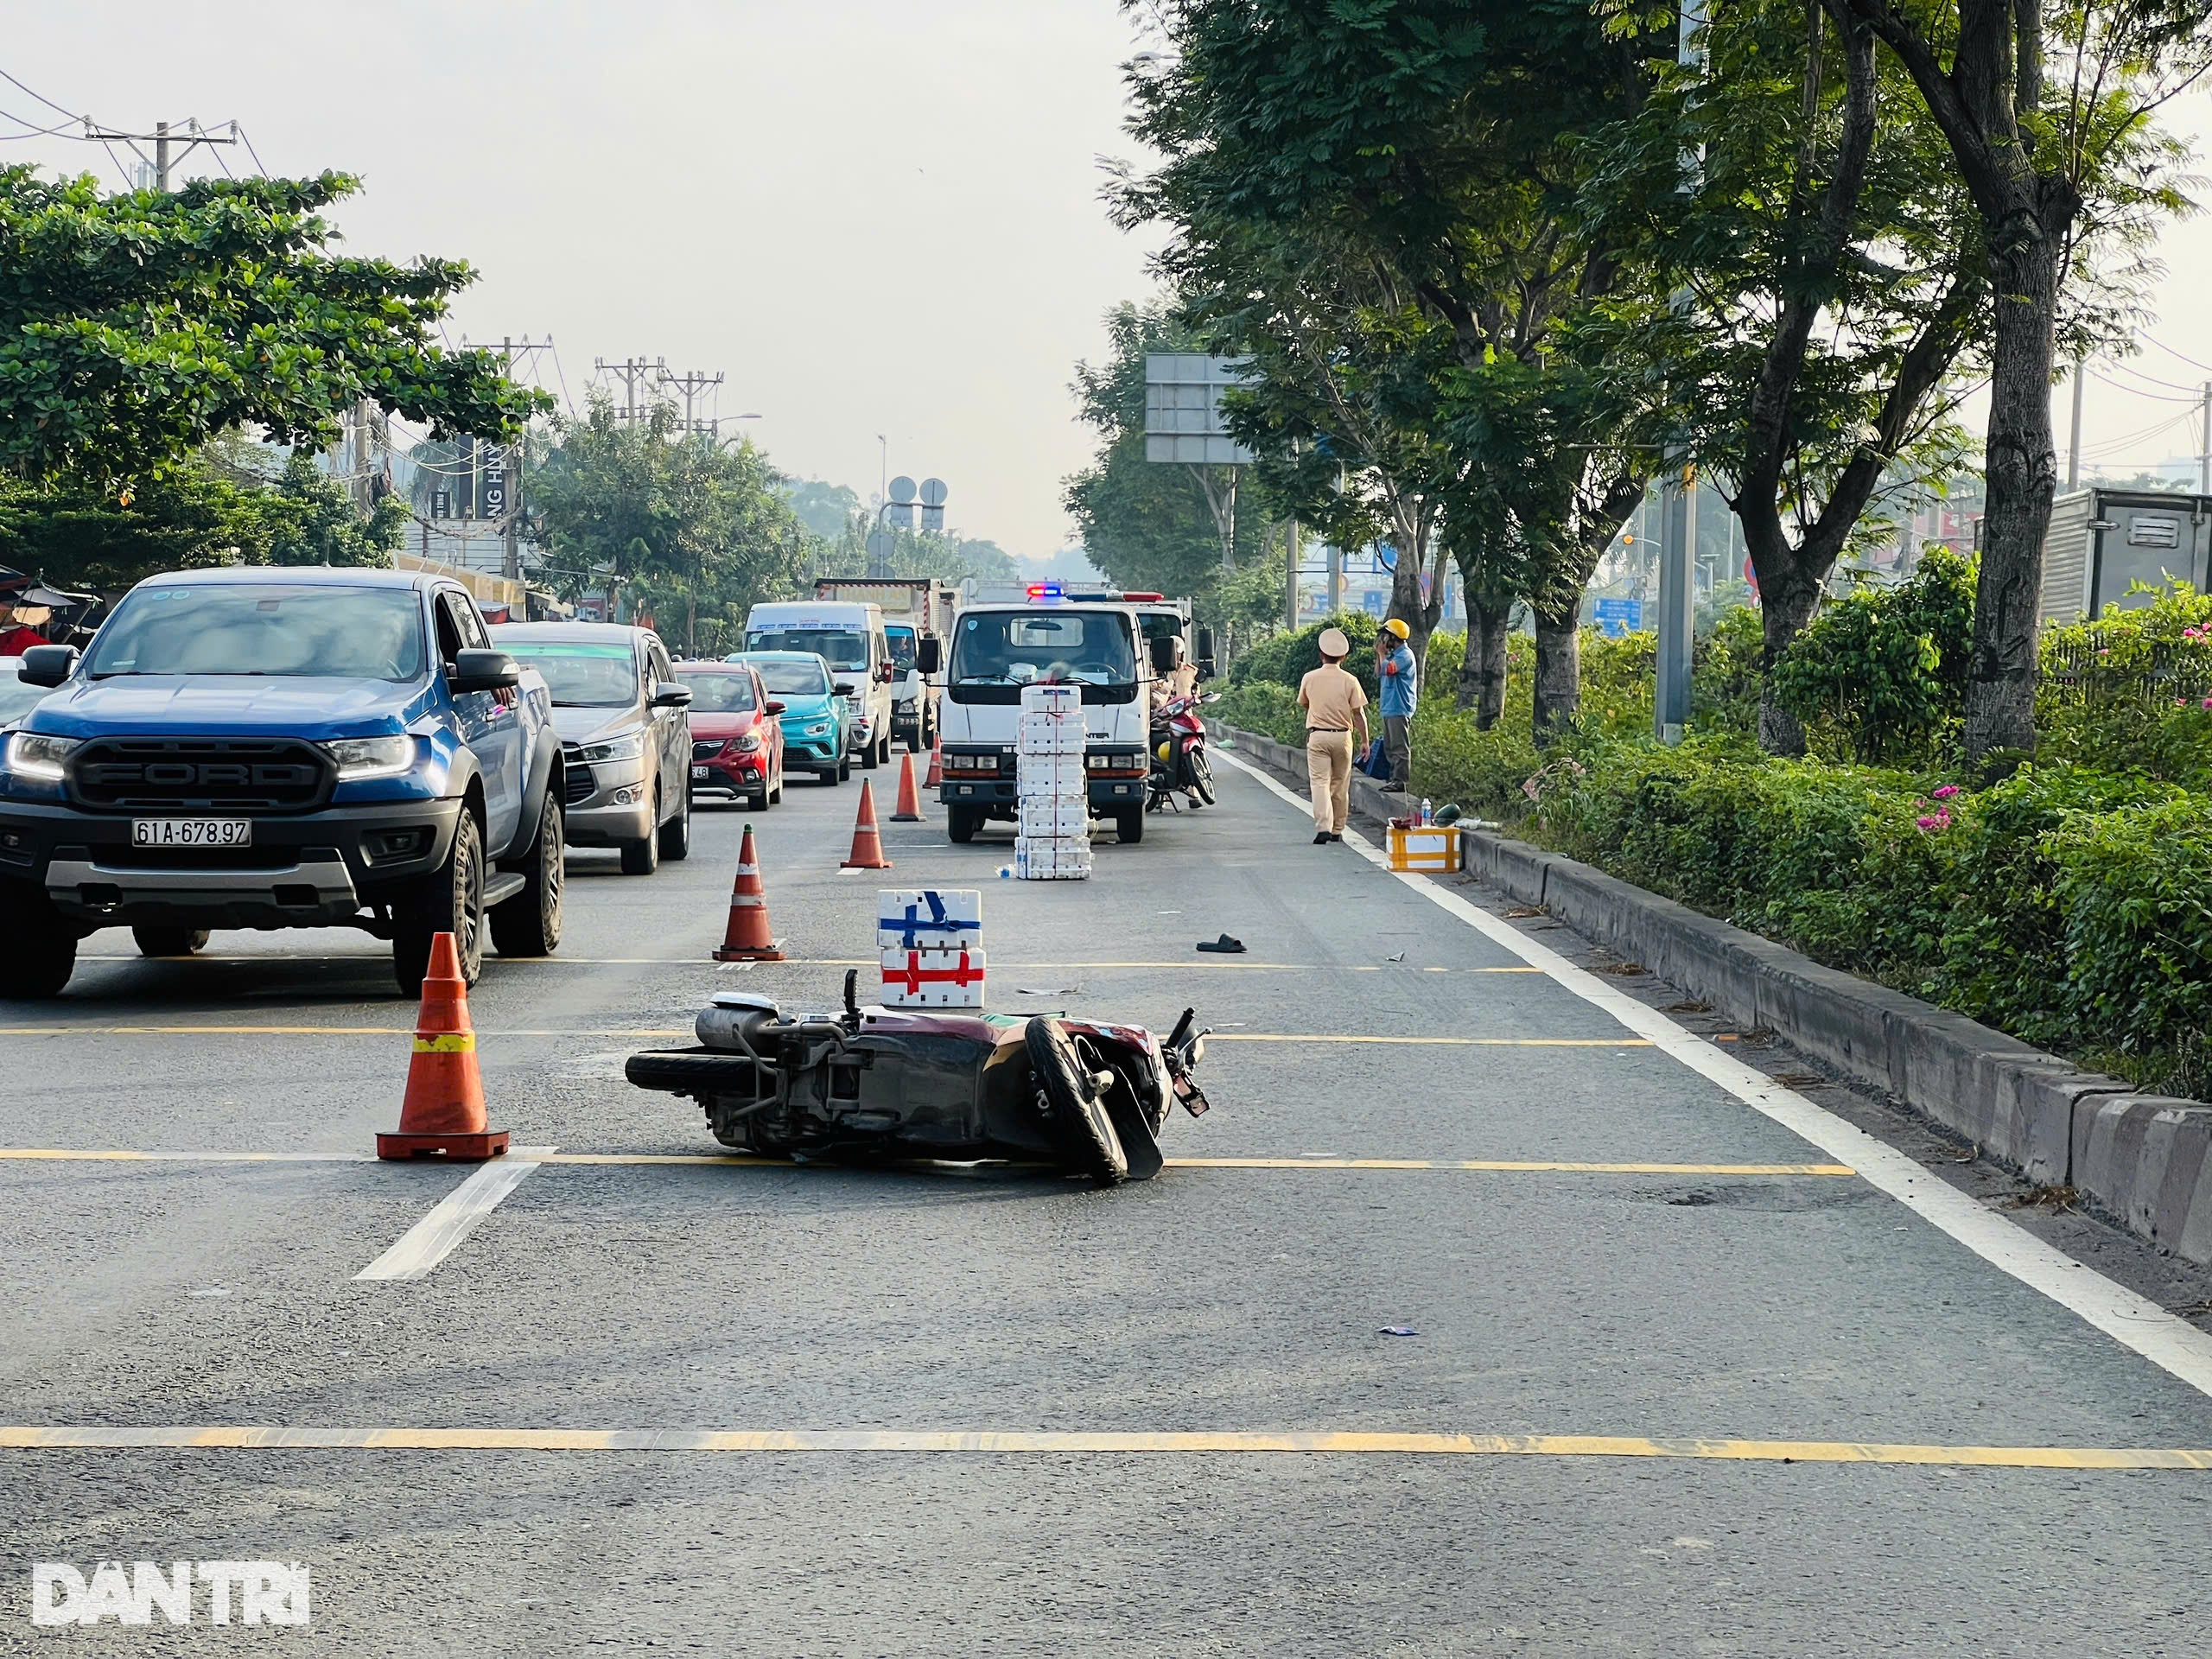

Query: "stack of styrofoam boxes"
left=1014, top=683, right=1091, bottom=880
left=878, top=887, right=986, bottom=1008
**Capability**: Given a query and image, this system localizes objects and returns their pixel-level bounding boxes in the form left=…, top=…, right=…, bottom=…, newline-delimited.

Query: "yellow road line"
left=0, top=1027, right=1635, bottom=1046
left=84, top=956, right=1544, bottom=974
left=1208, top=1034, right=1648, bottom=1047
left=0, top=1425, right=2204, bottom=1468
left=0, top=1148, right=1852, bottom=1177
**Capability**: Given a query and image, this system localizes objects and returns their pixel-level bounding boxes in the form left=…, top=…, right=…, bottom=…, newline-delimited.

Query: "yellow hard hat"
left=1382, top=618, right=1410, bottom=639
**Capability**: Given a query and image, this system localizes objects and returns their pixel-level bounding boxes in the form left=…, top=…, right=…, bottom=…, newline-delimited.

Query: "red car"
left=678, top=660, right=785, bottom=810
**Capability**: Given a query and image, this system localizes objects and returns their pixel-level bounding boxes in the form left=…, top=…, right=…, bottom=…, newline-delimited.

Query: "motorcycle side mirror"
left=917, top=638, right=942, bottom=675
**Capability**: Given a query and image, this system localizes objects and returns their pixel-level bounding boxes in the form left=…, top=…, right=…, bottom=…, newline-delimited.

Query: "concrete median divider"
left=1214, top=719, right=2212, bottom=1266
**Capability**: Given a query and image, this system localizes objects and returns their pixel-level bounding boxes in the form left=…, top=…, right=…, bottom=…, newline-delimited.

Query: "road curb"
left=1214, top=720, right=2212, bottom=1266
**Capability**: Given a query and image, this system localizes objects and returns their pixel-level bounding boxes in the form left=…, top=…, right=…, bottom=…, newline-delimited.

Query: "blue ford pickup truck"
left=0, top=568, right=567, bottom=999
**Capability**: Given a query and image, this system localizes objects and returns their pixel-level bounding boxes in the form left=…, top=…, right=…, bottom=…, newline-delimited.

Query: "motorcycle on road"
left=1147, top=690, right=1218, bottom=814
left=626, top=974, right=1212, bottom=1185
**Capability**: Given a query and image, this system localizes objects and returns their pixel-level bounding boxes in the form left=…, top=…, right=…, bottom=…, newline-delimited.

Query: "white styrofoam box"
left=1018, top=801, right=1091, bottom=839
left=877, top=888, right=984, bottom=952
left=1019, top=683, right=1083, bottom=717
left=1016, top=723, right=1084, bottom=758
left=880, top=946, right=988, bottom=1007
left=1015, top=755, right=1086, bottom=795
left=1014, top=845, right=1091, bottom=881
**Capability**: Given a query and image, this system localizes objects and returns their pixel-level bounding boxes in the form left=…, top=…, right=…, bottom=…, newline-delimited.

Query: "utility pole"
left=2201, top=381, right=2211, bottom=495
left=1284, top=517, right=1301, bottom=630
left=1326, top=543, right=1342, bottom=616
left=2066, top=359, right=2086, bottom=493
left=84, top=117, right=238, bottom=189
left=594, top=357, right=658, bottom=425
left=663, top=368, right=724, bottom=436
left=1655, top=0, right=1708, bottom=746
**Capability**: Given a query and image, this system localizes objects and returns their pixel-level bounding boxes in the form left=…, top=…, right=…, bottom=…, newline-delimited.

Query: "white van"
left=935, top=596, right=1155, bottom=843
left=742, top=600, right=897, bottom=769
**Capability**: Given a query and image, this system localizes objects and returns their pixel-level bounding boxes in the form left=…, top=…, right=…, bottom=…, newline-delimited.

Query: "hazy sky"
left=3, top=4, right=2209, bottom=560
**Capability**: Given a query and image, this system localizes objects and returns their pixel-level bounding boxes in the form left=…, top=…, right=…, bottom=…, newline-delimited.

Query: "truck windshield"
left=743, top=658, right=832, bottom=696
left=84, top=585, right=427, bottom=681
left=500, top=642, right=639, bottom=707
left=950, top=610, right=1135, bottom=686
left=748, top=628, right=867, bottom=671
left=884, top=626, right=918, bottom=670
left=676, top=671, right=757, bottom=713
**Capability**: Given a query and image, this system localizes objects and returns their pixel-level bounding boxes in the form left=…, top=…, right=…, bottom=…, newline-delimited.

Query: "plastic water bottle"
left=1420, top=798, right=1432, bottom=825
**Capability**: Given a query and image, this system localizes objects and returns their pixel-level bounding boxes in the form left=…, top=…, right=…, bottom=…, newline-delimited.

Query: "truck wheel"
left=132, top=926, right=210, bottom=958
left=0, top=883, right=78, bottom=999
left=1115, top=808, right=1145, bottom=844
left=491, top=794, right=564, bottom=957
left=395, top=809, right=485, bottom=996
left=1025, top=1018, right=1128, bottom=1187
left=947, top=804, right=982, bottom=844
left=658, top=784, right=690, bottom=861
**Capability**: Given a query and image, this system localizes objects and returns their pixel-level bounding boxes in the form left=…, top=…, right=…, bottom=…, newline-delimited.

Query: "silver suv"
left=492, top=622, right=693, bottom=874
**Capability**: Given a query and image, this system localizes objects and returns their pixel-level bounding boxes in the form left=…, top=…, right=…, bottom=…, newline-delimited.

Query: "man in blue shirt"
left=1376, top=617, right=1416, bottom=791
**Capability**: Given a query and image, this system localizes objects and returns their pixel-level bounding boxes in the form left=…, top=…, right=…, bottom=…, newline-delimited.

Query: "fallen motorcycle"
left=626, top=972, right=1211, bottom=1185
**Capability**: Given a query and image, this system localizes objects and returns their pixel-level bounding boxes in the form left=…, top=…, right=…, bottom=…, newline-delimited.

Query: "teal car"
left=728, top=651, right=852, bottom=785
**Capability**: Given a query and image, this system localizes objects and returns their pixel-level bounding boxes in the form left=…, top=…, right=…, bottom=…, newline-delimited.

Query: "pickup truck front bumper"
left=0, top=798, right=465, bottom=930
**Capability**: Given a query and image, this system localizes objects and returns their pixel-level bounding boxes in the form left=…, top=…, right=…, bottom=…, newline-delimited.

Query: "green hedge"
left=1532, top=747, right=2211, bottom=1095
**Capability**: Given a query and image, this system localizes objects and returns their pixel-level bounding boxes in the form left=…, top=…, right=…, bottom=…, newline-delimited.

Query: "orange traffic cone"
left=890, top=750, right=924, bottom=822
left=377, top=933, right=508, bottom=1160
left=923, top=738, right=944, bottom=790
left=842, top=780, right=894, bottom=869
left=713, top=823, right=785, bottom=962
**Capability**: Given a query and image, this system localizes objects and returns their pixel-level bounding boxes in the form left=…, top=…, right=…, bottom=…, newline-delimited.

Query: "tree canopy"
left=0, top=166, right=545, bottom=486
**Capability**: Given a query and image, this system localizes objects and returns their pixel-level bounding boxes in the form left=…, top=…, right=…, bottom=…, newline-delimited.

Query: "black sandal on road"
left=1196, top=933, right=1248, bottom=954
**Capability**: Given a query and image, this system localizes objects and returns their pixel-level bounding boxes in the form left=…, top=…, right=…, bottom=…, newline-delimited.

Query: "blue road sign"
left=1593, top=597, right=1643, bottom=639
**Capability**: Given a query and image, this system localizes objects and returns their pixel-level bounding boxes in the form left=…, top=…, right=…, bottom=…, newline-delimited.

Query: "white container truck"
left=813, top=578, right=957, bottom=751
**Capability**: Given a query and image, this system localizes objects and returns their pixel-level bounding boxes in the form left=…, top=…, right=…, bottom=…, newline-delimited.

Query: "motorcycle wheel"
left=1024, top=1017, right=1128, bottom=1187
left=1189, top=748, right=1217, bottom=806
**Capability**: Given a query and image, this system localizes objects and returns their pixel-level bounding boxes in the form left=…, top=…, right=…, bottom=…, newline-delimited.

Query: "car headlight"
left=576, top=730, right=645, bottom=764
left=806, top=721, right=830, bottom=736
left=730, top=734, right=763, bottom=754
left=323, top=735, right=415, bottom=781
left=4, top=732, right=76, bottom=782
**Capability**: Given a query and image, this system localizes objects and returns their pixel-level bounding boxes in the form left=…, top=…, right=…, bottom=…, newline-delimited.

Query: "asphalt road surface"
left=3, top=750, right=2210, bottom=1656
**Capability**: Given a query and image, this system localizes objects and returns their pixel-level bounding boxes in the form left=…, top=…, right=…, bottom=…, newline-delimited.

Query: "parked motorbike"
left=626, top=972, right=1212, bottom=1185
left=1147, top=690, right=1218, bottom=812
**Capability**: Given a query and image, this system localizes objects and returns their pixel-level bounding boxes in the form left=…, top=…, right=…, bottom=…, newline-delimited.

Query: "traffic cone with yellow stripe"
left=713, top=823, right=785, bottom=962
left=376, top=931, right=508, bottom=1160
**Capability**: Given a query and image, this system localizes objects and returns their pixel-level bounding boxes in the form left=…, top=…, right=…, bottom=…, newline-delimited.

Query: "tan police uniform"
left=1297, top=658, right=1367, bottom=834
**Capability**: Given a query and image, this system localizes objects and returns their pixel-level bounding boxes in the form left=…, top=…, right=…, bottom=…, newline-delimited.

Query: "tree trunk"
left=1962, top=217, right=2063, bottom=761
left=1458, top=597, right=1510, bottom=728
left=1758, top=566, right=1822, bottom=755
left=1532, top=597, right=1581, bottom=742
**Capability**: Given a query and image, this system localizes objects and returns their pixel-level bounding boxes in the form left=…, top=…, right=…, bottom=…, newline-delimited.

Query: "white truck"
left=741, top=599, right=898, bottom=769
left=812, top=577, right=957, bottom=752
left=935, top=593, right=1165, bottom=845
